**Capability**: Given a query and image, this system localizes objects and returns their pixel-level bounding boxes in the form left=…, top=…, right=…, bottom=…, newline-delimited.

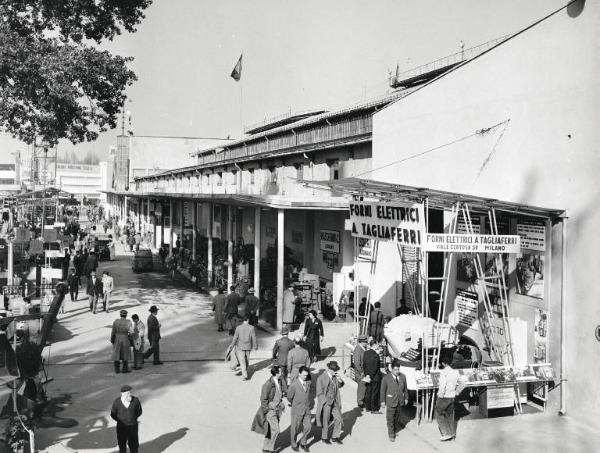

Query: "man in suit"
left=363, top=339, right=382, bottom=414
left=245, top=287, right=260, bottom=325
left=225, top=285, right=242, bottom=335
left=143, top=305, right=163, bottom=365
left=230, top=315, right=257, bottom=380
left=353, top=334, right=368, bottom=409
left=272, top=326, right=295, bottom=386
left=251, top=366, right=285, bottom=453
left=67, top=268, right=79, bottom=302
left=368, top=301, right=385, bottom=342
left=380, top=359, right=409, bottom=442
left=287, top=335, right=311, bottom=384
left=287, top=366, right=312, bottom=452
left=316, top=361, right=344, bottom=444
left=102, top=271, right=114, bottom=313
left=87, top=270, right=103, bottom=313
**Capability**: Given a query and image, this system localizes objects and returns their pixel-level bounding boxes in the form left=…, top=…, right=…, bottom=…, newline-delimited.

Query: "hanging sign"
left=455, top=289, right=479, bottom=329
left=320, top=230, right=340, bottom=253
left=423, top=234, right=521, bottom=253
left=348, top=201, right=425, bottom=247
left=517, top=219, right=545, bottom=251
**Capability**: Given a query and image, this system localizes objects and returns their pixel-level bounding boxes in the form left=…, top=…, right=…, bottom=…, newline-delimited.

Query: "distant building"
left=55, top=163, right=102, bottom=202
left=0, top=163, right=19, bottom=194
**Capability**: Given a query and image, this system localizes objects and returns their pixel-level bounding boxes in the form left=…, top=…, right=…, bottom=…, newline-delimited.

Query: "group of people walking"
left=213, top=279, right=260, bottom=334
left=110, top=305, right=163, bottom=373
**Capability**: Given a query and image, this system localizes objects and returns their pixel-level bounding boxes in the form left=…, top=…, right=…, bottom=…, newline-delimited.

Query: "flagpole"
left=239, top=78, right=243, bottom=134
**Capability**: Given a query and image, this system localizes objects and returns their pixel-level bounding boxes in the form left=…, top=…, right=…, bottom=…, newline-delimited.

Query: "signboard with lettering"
left=517, top=219, right=545, bottom=251
left=348, top=201, right=425, bottom=247
left=423, top=234, right=521, bottom=253
left=455, top=289, right=478, bottom=329
left=320, top=230, right=340, bottom=253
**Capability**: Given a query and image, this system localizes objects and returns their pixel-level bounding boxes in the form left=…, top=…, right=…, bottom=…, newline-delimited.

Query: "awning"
left=304, top=177, right=565, bottom=219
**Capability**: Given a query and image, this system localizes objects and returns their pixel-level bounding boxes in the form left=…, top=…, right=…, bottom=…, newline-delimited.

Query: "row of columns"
left=124, top=196, right=284, bottom=330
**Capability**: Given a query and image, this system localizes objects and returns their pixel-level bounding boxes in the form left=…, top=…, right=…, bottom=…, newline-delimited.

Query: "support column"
left=227, top=205, right=234, bottom=291
left=7, top=241, right=14, bottom=285
left=168, top=199, right=173, bottom=254
left=160, top=202, right=165, bottom=247
left=124, top=196, right=128, bottom=223
left=192, top=202, right=197, bottom=261
left=180, top=200, right=185, bottom=251
left=254, top=207, right=261, bottom=316
left=146, top=198, right=151, bottom=235
left=277, top=208, right=285, bottom=330
left=207, top=203, right=213, bottom=286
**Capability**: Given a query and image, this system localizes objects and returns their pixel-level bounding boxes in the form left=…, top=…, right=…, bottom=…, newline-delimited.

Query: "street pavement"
left=34, top=244, right=600, bottom=453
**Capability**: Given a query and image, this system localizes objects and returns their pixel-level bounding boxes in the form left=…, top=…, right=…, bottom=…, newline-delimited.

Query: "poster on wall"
left=455, top=289, right=479, bottom=329
left=517, top=219, right=546, bottom=251
left=457, top=213, right=480, bottom=234
left=322, top=251, right=339, bottom=269
left=516, top=253, right=544, bottom=299
left=534, top=308, right=548, bottom=363
left=320, top=230, right=340, bottom=253
left=484, top=253, right=509, bottom=288
left=484, top=216, right=510, bottom=235
left=457, top=253, right=477, bottom=283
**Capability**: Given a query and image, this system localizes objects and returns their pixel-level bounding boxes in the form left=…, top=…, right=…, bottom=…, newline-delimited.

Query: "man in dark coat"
left=272, top=326, right=295, bottom=386
left=251, top=366, right=285, bottom=453
left=73, top=250, right=84, bottom=286
left=245, top=287, right=260, bottom=326
left=111, top=309, right=133, bottom=374
left=363, top=339, right=382, bottom=414
left=110, top=385, right=142, bottom=453
left=287, top=365, right=312, bottom=452
left=368, top=301, right=385, bottom=342
left=87, top=270, right=103, bottom=313
left=212, top=287, right=227, bottom=332
left=143, top=305, right=163, bottom=365
left=225, top=285, right=242, bottom=335
left=67, top=268, right=79, bottom=302
left=380, top=359, right=409, bottom=442
left=85, top=250, right=98, bottom=277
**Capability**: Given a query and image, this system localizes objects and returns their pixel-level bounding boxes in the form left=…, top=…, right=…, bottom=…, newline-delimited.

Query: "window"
left=328, top=159, right=340, bottom=181
left=249, top=168, right=255, bottom=185
left=295, top=164, right=303, bottom=181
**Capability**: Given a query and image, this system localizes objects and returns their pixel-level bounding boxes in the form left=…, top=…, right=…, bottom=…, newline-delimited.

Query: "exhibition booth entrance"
left=309, top=178, right=566, bottom=422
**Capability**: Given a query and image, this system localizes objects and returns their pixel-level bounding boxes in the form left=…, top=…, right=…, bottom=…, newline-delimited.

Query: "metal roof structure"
left=304, top=177, right=565, bottom=219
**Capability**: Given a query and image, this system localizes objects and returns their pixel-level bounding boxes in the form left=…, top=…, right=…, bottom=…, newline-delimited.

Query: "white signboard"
left=424, top=234, right=521, bottom=253
left=41, top=268, right=63, bottom=279
left=320, top=230, right=340, bottom=253
left=517, top=220, right=545, bottom=252
left=455, top=289, right=478, bottom=329
left=348, top=201, right=425, bottom=247
left=45, top=250, right=65, bottom=258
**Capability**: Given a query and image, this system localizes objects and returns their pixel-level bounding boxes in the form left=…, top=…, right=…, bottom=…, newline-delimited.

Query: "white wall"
left=373, top=1, right=599, bottom=424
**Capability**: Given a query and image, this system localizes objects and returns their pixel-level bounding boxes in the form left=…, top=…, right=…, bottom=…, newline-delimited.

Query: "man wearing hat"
left=143, top=305, right=163, bottom=365
left=286, top=335, right=311, bottom=384
left=316, top=361, right=344, bottom=444
left=111, top=310, right=133, bottom=373
left=110, top=385, right=142, bottom=453
left=272, top=326, right=295, bottom=386
left=87, top=269, right=103, bottom=313
left=245, top=287, right=260, bottom=326
left=353, top=335, right=368, bottom=409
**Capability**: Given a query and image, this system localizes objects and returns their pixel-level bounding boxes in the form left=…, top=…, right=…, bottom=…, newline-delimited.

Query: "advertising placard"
left=455, top=289, right=478, bottom=329
left=424, top=234, right=521, bottom=253
left=348, top=201, right=424, bottom=247
left=517, top=219, right=545, bottom=251
left=357, top=238, right=373, bottom=261
left=320, top=230, right=340, bottom=253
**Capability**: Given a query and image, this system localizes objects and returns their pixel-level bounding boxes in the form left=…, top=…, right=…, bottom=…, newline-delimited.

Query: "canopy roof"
left=305, top=177, right=565, bottom=219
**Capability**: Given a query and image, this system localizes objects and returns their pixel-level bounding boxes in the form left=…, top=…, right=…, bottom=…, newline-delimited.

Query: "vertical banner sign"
left=348, top=201, right=425, bottom=247
left=455, top=289, right=479, bottom=329
left=357, top=238, right=373, bottom=260
left=517, top=219, right=546, bottom=251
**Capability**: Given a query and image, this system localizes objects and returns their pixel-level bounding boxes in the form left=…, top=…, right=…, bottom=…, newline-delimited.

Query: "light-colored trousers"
left=291, top=410, right=311, bottom=448
left=236, top=349, right=251, bottom=379
left=263, top=410, right=280, bottom=452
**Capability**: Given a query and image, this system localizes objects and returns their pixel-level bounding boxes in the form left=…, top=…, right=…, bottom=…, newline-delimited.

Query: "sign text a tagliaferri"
left=348, top=201, right=425, bottom=247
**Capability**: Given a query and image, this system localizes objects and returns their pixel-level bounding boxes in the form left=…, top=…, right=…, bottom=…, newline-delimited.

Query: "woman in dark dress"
left=303, top=310, right=324, bottom=360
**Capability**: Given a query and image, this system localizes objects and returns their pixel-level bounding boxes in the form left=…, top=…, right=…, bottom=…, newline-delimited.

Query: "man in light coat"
left=287, top=336, right=311, bottom=384
left=230, top=315, right=258, bottom=380
left=316, top=361, right=344, bottom=444
left=102, top=271, right=114, bottom=313
left=380, top=358, right=409, bottom=442
left=287, top=366, right=312, bottom=452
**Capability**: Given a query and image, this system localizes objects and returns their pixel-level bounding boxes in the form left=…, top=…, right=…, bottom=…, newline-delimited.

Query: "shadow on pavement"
left=130, top=427, right=189, bottom=453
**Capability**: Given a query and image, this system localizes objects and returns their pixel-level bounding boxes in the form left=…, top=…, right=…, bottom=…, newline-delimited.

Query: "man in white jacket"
left=102, top=271, right=114, bottom=313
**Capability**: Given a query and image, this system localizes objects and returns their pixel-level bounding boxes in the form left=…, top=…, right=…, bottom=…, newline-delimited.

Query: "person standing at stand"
left=363, top=339, right=382, bottom=414
left=380, top=359, right=408, bottom=442
left=110, top=385, right=142, bottom=453
left=143, top=305, right=163, bottom=365
left=436, top=353, right=459, bottom=441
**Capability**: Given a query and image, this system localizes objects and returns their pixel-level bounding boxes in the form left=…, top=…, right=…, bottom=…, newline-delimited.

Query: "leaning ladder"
left=354, top=238, right=379, bottom=337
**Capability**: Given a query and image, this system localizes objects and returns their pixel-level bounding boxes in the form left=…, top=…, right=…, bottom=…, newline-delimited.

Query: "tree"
left=0, top=0, right=152, bottom=146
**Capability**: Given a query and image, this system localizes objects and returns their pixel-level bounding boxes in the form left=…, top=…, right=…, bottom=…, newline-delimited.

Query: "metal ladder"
left=354, top=238, right=379, bottom=337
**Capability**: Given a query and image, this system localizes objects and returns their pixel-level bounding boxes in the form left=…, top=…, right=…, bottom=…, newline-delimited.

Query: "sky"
left=0, top=0, right=569, bottom=164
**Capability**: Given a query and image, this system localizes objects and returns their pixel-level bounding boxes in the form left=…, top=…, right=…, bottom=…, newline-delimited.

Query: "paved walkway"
left=32, top=243, right=599, bottom=452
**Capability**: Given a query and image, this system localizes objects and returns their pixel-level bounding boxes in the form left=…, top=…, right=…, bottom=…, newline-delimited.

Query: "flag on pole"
left=230, top=53, right=243, bottom=81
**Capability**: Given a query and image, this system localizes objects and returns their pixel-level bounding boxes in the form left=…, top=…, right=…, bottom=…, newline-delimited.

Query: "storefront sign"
left=423, top=234, right=521, bottom=253
left=485, top=385, right=516, bottom=409
left=348, top=201, right=424, bottom=247
left=455, top=289, right=478, bottom=329
left=320, top=230, right=340, bottom=253
left=517, top=219, right=545, bottom=251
